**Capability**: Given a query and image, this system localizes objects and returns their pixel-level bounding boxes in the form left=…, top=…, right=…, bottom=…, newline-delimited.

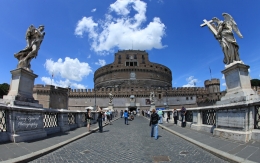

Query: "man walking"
left=124, top=110, right=129, bottom=125
left=150, top=109, right=159, bottom=140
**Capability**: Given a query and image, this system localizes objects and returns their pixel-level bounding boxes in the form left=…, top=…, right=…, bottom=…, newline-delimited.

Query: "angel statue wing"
left=222, top=13, right=243, bottom=38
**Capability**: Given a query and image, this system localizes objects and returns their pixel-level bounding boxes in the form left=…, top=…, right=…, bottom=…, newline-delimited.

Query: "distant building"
left=67, top=50, right=226, bottom=111
left=33, top=85, right=69, bottom=109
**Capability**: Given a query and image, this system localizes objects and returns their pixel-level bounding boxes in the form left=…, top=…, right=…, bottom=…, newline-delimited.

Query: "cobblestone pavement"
left=30, top=116, right=228, bottom=163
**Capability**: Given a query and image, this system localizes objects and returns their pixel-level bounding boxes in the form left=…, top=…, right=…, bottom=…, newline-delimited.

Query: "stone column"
left=75, top=112, right=85, bottom=127
left=191, top=110, right=202, bottom=131
left=58, top=112, right=70, bottom=132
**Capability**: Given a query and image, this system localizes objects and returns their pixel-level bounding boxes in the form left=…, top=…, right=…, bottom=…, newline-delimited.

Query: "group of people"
left=149, top=106, right=187, bottom=140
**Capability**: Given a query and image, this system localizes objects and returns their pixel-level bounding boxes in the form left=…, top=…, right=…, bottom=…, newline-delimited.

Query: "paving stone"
left=235, top=146, right=259, bottom=159
left=247, top=148, right=260, bottom=162
left=30, top=117, right=227, bottom=163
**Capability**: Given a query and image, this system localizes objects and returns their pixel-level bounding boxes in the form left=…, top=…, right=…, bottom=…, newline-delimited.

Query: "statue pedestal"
left=217, top=63, right=260, bottom=105
left=108, top=103, right=114, bottom=111
left=3, top=68, right=43, bottom=108
left=150, top=104, right=156, bottom=111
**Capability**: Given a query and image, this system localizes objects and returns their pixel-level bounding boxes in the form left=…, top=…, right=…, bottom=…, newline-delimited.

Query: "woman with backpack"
left=149, top=109, right=159, bottom=140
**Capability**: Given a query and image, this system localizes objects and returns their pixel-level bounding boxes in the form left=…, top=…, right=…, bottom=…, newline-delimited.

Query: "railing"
left=0, top=108, right=6, bottom=132
left=202, top=109, right=216, bottom=125
left=186, top=110, right=193, bottom=122
left=68, top=113, right=76, bottom=125
left=43, top=112, right=58, bottom=128
left=255, top=106, right=260, bottom=129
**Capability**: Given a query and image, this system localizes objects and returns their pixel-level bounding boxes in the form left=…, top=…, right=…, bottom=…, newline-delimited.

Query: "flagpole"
left=209, top=67, right=212, bottom=80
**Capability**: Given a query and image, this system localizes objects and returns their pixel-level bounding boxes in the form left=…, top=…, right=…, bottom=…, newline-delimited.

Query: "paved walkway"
left=0, top=116, right=259, bottom=163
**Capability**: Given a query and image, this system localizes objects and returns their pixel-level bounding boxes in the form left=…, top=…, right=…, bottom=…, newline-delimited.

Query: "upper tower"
left=94, top=50, right=172, bottom=88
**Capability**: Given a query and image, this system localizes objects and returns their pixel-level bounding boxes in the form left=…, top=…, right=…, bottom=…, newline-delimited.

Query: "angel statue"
left=14, top=25, right=45, bottom=71
left=150, top=91, right=155, bottom=105
left=201, top=13, right=243, bottom=65
left=211, top=13, right=243, bottom=65
left=108, top=92, right=113, bottom=104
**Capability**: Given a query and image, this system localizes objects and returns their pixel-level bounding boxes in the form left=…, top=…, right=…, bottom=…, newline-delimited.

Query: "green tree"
left=0, top=83, right=9, bottom=98
left=251, top=79, right=260, bottom=87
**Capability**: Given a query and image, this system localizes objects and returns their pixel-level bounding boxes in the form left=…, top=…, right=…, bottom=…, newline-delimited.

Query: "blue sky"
left=0, top=0, right=259, bottom=91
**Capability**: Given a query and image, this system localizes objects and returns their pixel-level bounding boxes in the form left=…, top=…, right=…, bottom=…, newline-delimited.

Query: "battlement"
left=33, top=84, right=68, bottom=93
left=204, top=78, right=220, bottom=86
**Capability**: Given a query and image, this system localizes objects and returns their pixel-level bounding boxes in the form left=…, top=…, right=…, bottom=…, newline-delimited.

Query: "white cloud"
left=222, top=83, right=226, bottom=87
left=95, top=59, right=106, bottom=66
left=183, top=76, right=198, bottom=87
left=75, top=0, right=166, bottom=53
left=41, top=77, right=87, bottom=89
left=91, top=8, right=96, bottom=12
left=222, top=74, right=225, bottom=80
left=248, top=68, right=250, bottom=73
left=87, top=54, right=91, bottom=58
left=75, top=17, right=98, bottom=38
left=44, top=57, right=92, bottom=82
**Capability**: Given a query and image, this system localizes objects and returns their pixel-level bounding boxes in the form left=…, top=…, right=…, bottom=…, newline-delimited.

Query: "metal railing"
left=68, top=113, right=76, bottom=125
left=186, top=111, right=193, bottom=122
left=255, top=106, right=260, bottom=129
left=43, top=112, right=58, bottom=128
left=0, top=109, right=6, bottom=132
left=202, top=109, right=216, bottom=125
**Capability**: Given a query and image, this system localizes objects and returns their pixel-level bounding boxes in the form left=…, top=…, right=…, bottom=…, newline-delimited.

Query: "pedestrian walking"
left=166, top=111, right=170, bottom=123
left=149, top=109, right=159, bottom=140
left=142, top=110, right=144, bottom=116
left=86, top=109, right=92, bottom=131
left=106, top=110, right=111, bottom=124
left=124, top=110, right=129, bottom=125
left=120, top=110, right=123, bottom=118
left=157, top=109, right=163, bottom=124
left=97, top=106, right=103, bottom=132
left=173, top=108, right=178, bottom=125
left=180, top=106, right=186, bottom=127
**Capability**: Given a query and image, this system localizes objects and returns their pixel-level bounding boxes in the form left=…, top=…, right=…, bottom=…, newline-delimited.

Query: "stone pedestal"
left=3, top=68, right=42, bottom=108
left=150, top=104, right=155, bottom=111
left=217, top=63, right=260, bottom=105
left=108, top=103, right=114, bottom=111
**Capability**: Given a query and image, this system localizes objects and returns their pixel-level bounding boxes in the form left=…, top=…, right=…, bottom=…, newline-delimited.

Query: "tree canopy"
left=0, top=83, right=9, bottom=98
left=251, top=79, right=260, bottom=87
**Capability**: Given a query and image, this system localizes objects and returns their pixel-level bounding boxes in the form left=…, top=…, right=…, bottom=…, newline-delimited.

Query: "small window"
left=186, top=97, right=189, bottom=100
left=134, top=62, right=137, bottom=66
left=130, top=62, right=133, bottom=66
left=134, top=54, right=137, bottom=59
left=159, top=94, right=161, bottom=99
left=190, top=97, right=193, bottom=100
left=126, top=54, right=129, bottom=59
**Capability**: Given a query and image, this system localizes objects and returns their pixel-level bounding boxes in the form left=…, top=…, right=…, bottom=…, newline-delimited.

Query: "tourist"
left=124, top=110, right=129, bottom=125
left=106, top=110, right=111, bottom=124
left=180, top=106, right=186, bottom=127
left=173, top=108, right=178, bottom=125
left=86, top=109, right=92, bottom=132
left=149, top=109, right=159, bottom=140
left=120, top=110, right=123, bottom=118
left=147, top=110, right=150, bottom=118
left=166, top=111, right=170, bottom=123
left=97, top=106, right=103, bottom=132
left=142, top=110, right=144, bottom=116
left=157, top=109, right=163, bottom=124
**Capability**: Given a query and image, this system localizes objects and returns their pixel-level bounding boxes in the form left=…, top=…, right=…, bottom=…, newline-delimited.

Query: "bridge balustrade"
left=0, top=104, right=104, bottom=143
left=0, top=108, right=6, bottom=132
left=255, top=105, right=260, bottom=129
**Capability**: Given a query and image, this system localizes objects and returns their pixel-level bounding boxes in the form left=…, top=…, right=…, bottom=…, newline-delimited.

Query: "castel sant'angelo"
left=33, top=50, right=226, bottom=111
